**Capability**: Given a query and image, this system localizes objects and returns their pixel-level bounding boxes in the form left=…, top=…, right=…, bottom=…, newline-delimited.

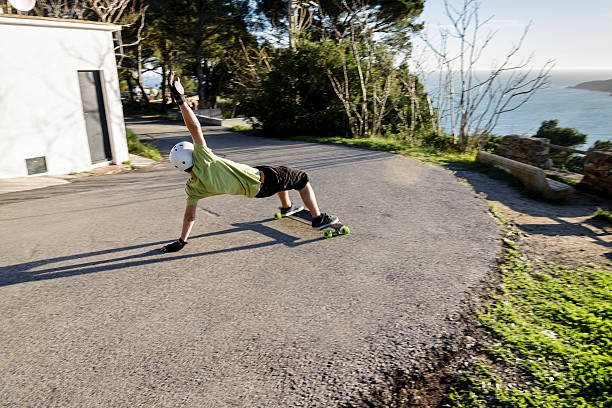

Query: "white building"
left=0, top=14, right=129, bottom=179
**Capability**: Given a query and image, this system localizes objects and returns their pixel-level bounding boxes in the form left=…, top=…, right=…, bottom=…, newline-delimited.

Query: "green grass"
left=121, top=160, right=138, bottom=170
left=449, top=246, right=612, bottom=407
left=231, top=125, right=255, bottom=133
left=126, top=128, right=162, bottom=161
left=590, top=208, right=612, bottom=223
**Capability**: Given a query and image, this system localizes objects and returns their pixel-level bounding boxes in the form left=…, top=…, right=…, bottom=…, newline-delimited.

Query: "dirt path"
left=452, top=168, right=612, bottom=267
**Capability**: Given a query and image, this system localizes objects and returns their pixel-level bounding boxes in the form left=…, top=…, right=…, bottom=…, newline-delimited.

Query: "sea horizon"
left=420, top=69, right=612, bottom=149
left=489, top=69, right=612, bottom=149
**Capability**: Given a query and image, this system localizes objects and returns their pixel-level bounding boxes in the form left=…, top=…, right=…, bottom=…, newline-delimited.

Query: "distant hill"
left=571, top=78, right=612, bottom=92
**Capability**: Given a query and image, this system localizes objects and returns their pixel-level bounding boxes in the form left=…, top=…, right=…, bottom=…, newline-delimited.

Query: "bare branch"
left=419, top=0, right=554, bottom=149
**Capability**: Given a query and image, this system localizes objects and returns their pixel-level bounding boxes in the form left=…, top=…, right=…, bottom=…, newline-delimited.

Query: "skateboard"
left=274, top=209, right=350, bottom=239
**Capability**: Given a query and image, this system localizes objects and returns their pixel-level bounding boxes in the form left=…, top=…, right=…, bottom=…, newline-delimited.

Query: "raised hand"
left=168, top=72, right=186, bottom=106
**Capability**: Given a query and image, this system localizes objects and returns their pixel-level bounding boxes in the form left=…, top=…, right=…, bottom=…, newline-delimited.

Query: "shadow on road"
left=0, top=219, right=321, bottom=288
left=452, top=166, right=612, bottom=261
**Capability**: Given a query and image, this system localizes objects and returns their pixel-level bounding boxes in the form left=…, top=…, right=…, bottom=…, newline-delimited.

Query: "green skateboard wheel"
left=340, top=226, right=350, bottom=235
left=274, top=212, right=282, bottom=220
left=324, top=230, right=333, bottom=239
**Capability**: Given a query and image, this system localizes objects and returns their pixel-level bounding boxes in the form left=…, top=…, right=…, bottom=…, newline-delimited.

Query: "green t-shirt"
left=185, top=143, right=261, bottom=205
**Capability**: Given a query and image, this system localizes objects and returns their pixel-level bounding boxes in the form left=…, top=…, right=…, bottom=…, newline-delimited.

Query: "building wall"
left=0, top=19, right=128, bottom=178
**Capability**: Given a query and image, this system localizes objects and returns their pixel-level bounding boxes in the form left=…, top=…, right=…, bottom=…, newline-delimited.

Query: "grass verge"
left=450, top=252, right=611, bottom=407
left=446, top=205, right=611, bottom=407
left=126, top=128, right=162, bottom=161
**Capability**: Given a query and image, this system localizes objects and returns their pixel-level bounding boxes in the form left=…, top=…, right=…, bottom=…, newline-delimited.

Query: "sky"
left=417, top=0, right=612, bottom=70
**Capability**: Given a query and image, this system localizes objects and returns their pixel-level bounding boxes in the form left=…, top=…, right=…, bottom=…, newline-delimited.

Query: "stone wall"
left=583, top=150, right=612, bottom=195
left=495, top=135, right=552, bottom=169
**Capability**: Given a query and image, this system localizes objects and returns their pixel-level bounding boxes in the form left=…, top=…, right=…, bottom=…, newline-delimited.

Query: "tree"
left=317, top=0, right=422, bottom=138
left=255, top=0, right=424, bottom=47
left=35, top=0, right=85, bottom=18
left=535, top=120, right=586, bottom=147
left=117, top=1, right=151, bottom=109
left=421, top=0, right=554, bottom=151
left=387, top=66, right=435, bottom=143
left=144, top=0, right=190, bottom=111
left=246, top=42, right=347, bottom=136
left=242, top=0, right=428, bottom=139
left=158, top=0, right=251, bottom=109
left=224, top=37, right=272, bottom=117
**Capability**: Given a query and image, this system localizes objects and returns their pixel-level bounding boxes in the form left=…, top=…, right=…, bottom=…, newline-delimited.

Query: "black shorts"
left=254, top=165, right=310, bottom=198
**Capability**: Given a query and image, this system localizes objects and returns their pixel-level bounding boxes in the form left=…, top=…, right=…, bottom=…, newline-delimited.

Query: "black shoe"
left=280, top=204, right=304, bottom=216
left=312, top=213, right=339, bottom=230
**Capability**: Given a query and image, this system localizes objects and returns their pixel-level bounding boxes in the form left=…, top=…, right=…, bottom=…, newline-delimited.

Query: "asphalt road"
left=0, top=118, right=500, bottom=407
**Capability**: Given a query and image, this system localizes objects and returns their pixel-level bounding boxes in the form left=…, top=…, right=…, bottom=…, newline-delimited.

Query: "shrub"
left=246, top=40, right=433, bottom=141
left=481, top=134, right=502, bottom=152
left=535, top=119, right=587, bottom=146
left=246, top=42, right=348, bottom=138
left=590, top=140, right=612, bottom=151
left=535, top=119, right=587, bottom=168
left=423, top=132, right=456, bottom=150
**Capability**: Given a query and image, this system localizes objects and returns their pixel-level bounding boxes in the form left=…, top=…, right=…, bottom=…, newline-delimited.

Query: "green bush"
left=535, top=120, right=587, bottom=169
left=246, top=40, right=433, bottom=141
left=590, top=140, right=612, bottom=151
left=246, top=42, right=348, bottom=137
left=535, top=119, right=587, bottom=146
left=423, top=132, right=456, bottom=150
left=481, top=134, right=502, bottom=152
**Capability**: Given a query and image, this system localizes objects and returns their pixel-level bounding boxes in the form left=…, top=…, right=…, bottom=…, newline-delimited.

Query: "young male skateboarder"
left=161, top=73, right=338, bottom=253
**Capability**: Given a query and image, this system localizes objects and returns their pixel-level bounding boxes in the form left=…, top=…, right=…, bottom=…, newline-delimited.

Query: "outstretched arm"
left=160, top=204, right=198, bottom=253
left=168, top=72, right=206, bottom=147
left=179, top=204, right=197, bottom=241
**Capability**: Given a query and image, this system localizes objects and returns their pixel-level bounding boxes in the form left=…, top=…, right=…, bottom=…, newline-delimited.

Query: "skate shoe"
left=280, top=204, right=304, bottom=216
left=312, top=213, right=339, bottom=230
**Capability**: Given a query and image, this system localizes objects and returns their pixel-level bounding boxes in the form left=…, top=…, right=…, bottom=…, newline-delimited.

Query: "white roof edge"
left=0, top=16, right=121, bottom=31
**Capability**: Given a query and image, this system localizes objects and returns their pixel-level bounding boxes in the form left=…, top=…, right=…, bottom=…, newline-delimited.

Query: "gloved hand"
left=168, top=72, right=186, bottom=106
left=161, top=238, right=187, bottom=253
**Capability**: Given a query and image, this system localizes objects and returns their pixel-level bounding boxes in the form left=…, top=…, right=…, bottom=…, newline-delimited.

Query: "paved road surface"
left=0, top=119, right=500, bottom=407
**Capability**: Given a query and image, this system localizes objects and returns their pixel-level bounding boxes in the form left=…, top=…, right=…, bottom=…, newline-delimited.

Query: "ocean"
left=424, top=69, right=612, bottom=150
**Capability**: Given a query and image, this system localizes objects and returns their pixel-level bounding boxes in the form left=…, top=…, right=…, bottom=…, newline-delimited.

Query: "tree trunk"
left=195, top=45, right=205, bottom=110
left=288, top=0, right=296, bottom=50
left=126, top=75, right=136, bottom=103
left=160, top=62, right=168, bottom=112
left=136, top=43, right=151, bottom=111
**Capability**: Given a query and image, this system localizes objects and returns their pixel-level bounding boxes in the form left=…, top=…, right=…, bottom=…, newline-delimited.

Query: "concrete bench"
left=476, top=151, right=574, bottom=200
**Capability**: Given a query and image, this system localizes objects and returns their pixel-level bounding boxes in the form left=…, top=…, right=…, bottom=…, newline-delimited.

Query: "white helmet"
left=169, top=141, right=194, bottom=171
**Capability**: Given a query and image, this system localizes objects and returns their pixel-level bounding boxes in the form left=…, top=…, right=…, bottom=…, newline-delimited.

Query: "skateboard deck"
left=274, top=209, right=350, bottom=238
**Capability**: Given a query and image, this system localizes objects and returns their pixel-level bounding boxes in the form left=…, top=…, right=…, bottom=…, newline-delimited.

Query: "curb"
left=0, top=154, right=158, bottom=195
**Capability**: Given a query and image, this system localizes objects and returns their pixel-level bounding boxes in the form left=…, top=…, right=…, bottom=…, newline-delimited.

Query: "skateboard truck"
left=274, top=209, right=350, bottom=239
